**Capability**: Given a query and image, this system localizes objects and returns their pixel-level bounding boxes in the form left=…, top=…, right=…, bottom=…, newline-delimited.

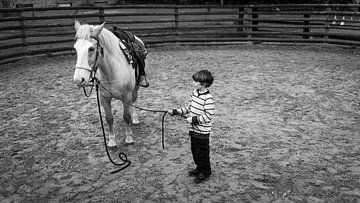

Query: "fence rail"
left=1, top=4, right=360, bottom=64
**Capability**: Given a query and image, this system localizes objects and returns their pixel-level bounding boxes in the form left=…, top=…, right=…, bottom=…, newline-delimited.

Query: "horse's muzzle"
left=74, top=67, right=92, bottom=87
left=74, top=74, right=88, bottom=87
left=74, top=78, right=84, bottom=87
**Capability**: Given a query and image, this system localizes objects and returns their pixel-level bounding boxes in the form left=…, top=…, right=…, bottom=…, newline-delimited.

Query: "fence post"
left=325, top=6, right=331, bottom=39
left=245, top=5, right=251, bottom=39
left=99, top=7, right=105, bottom=22
left=235, top=6, right=244, bottom=32
left=252, top=5, right=258, bottom=32
left=303, top=13, right=310, bottom=39
left=174, top=6, right=179, bottom=42
left=18, top=10, right=27, bottom=49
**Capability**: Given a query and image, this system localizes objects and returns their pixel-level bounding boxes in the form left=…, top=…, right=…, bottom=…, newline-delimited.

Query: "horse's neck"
left=97, top=29, right=130, bottom=84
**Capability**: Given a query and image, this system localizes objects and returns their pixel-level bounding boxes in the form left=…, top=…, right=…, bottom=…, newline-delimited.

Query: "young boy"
left=168, top=70, right=215, bottom=183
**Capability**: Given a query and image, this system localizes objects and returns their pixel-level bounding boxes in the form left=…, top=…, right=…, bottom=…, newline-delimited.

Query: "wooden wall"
left=1, top=4, right=360, bottom=64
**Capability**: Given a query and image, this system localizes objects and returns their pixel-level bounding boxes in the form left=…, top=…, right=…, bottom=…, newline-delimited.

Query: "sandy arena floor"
left=0, top=44, right=359, bottom=203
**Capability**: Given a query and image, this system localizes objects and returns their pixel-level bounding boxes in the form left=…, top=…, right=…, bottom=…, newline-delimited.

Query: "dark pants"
left=190, top=136, right=212, bottom=176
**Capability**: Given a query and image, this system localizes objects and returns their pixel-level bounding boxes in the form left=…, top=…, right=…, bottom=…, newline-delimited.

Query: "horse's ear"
left=93, top=22, right=105, bottom=37
left=74, top=20, right=81, bottom=31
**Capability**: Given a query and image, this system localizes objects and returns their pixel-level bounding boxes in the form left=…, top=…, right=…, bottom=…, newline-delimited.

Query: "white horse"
left=73, top=20, right=143, bottom=147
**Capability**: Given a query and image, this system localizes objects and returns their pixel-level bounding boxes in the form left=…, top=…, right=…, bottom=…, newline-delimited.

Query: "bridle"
left=75, top=36, right=102, bottom=97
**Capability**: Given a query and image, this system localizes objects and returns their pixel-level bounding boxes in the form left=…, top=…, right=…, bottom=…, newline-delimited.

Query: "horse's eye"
left=89, top=47, right=95, bottom=52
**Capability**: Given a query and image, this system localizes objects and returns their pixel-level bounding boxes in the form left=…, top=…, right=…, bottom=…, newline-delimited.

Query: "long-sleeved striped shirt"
left=174, top=89, right=215, bottom=139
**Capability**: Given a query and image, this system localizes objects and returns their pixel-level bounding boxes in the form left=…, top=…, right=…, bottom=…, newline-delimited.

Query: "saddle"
left=112, top=26, right=147, bottom=84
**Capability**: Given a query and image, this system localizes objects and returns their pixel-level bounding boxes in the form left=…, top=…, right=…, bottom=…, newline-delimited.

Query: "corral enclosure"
left=1, top=4, right=360, bottom=63
left=0, top=3, right=360, bottom=203
left=0, top=44, right=359, bottom=202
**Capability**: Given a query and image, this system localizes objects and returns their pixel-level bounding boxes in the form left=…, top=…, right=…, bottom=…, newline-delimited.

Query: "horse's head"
left=73, top=20, right=105, bottom=87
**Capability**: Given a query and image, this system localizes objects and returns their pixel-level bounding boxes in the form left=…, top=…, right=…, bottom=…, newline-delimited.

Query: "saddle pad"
left=112, top=27, right=147, bottom=86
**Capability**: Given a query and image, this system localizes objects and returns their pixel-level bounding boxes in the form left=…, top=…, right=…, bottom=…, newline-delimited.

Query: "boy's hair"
left=192, top=70, right=214, bottom=88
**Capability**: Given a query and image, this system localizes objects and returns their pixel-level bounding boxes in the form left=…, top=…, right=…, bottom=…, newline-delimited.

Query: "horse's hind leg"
left=100, top=96, right=117, bottom=147
left=131, top=88, right=140, bottom=125
left=132, top=107, right=140, bottom=125
left=123, top=97, right=135, bottom=144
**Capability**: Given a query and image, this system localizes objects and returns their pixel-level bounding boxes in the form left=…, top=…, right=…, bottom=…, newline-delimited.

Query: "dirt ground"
left=0, top=44, right=359, bottom=203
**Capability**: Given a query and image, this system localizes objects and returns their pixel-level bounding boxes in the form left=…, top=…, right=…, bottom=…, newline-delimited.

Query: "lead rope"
left=95, top=79, right=131, bottom=174
left=96, top=81, right=169, bottom=149
left=83, top=80, right=203, bottom=175
left=95, top=80, right=202, bottom=149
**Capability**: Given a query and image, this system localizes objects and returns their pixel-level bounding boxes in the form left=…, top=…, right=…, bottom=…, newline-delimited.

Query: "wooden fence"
left=1, top=4, right=360, bottom=64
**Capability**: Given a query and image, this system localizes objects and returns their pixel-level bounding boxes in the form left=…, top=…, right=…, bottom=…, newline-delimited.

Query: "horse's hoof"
left=125, top=139, right=135, bottom=145
left=132, top=119, right=140, bottom=125
left=125, top=138, right=135, bottom=145
left=125, top=137, right=134, bottom=144
left=108, top=140, right=117, bottom=148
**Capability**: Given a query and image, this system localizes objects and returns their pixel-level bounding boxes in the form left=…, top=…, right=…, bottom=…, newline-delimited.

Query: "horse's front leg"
left=123, top=98, right=135, bottom=145
left=100, top=96, right=117, bottom=147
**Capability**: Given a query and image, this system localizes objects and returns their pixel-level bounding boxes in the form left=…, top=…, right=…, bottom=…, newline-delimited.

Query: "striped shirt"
left=175, top=89, right=215, bottom=139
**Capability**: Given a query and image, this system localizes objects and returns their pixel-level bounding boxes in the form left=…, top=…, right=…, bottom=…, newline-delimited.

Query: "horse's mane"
left=76, top=23, right=120, bottom=55
left=99, top=29, right=120, bottom=54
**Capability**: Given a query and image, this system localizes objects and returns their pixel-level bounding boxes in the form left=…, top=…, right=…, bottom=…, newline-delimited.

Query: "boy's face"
left=192, top=80, right=204, bottom=90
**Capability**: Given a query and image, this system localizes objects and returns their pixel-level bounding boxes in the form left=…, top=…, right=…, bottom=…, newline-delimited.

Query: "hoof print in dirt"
left=107, top=145, right=118, bottom=150
left=124, top=142, right=135, bottom=146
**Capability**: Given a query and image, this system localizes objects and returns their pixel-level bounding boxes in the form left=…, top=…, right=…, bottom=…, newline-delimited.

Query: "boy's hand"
left=168, top=109, right=179, bottom=115
left=186, top=117, right=192, bottom=123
